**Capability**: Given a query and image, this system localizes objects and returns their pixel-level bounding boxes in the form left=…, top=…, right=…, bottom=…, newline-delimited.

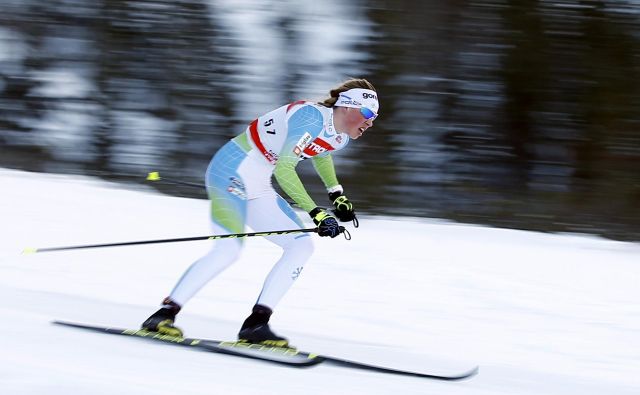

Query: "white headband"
left=335, top=88, right=380, bottom=115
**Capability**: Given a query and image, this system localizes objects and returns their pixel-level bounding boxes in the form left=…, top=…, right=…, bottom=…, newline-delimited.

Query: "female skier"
left=142, top=78, right=379, bottom=347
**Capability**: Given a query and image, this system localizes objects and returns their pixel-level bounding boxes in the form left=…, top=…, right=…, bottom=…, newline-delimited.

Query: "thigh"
left=205, top=142, right=249, bottom=234
left=246, top=193, right=308, bottom=248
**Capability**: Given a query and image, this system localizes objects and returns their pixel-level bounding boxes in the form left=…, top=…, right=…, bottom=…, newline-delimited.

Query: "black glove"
left=309, top=207, right=341, bottom=238
left=329, top=191, right=356, bottom=222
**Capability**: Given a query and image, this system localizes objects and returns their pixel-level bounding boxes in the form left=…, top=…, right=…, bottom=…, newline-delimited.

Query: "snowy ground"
left=1, top=167, right=639, bottom=395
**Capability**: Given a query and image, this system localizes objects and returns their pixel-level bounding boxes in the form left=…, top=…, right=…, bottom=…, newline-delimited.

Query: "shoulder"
left=287, top=102, right=325, bottom=118
left=287, top=103, right=327, bottom=132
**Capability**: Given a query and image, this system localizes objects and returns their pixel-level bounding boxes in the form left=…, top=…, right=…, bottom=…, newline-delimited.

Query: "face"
left=336, top=107, right=376, bottom=140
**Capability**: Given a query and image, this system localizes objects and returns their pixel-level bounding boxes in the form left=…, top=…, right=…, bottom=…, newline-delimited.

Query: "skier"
left=142, top=78, right=379, bottom=347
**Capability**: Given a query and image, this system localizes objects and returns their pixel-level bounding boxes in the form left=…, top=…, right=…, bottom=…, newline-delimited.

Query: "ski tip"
left=22, top=247, right=38, bottom=255
left=146, top=171, right=161, bottom=181
left=51, top=320, right=78, bottom=327
left=455, top=365, right=479, bottom=380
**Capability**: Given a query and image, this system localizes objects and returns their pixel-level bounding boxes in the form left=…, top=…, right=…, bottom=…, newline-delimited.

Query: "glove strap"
left=333, top=195, right=352, bottom=210
left=329, top=195, right=358, bottom=228
left=314, top=211, right=331, bottom=223
left=309, top=207, right=331, bottom=224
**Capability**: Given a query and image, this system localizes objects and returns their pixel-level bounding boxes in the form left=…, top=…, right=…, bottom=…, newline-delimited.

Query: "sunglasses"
left=359, top=107, right=377, bottom=121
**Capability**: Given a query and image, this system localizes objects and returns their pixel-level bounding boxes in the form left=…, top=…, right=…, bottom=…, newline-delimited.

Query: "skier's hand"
left=309, top=207, right=341, bottom=238
left=329, top=191, right=356, bottom=222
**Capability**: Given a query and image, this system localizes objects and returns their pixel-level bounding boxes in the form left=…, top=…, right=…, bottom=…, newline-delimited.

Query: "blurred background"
left=1, top=0, right=639, bottom=241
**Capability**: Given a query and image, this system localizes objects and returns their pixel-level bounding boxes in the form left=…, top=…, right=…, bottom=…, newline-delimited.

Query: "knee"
left=204, top=238, right=243, bottom=264
left=285, top=234, right=314, bottom=259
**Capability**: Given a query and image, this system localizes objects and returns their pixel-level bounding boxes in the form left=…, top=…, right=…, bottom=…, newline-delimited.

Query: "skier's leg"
left=142, top=142, right=249, bottom=335
left=237, top=193, right=314, bottom=346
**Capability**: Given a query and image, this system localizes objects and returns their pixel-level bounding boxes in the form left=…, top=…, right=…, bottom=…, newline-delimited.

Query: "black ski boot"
left=141, top=298, right=183, bottom=337
left=238, top=304, right=290, bottom=348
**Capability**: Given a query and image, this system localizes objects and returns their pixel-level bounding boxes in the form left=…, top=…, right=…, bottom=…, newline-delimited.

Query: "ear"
left=332, top=106, right=347, bottom=120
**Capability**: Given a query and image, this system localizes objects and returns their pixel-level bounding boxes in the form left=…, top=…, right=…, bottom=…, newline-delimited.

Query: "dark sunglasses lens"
left=360, top=107, right=376, bottom=120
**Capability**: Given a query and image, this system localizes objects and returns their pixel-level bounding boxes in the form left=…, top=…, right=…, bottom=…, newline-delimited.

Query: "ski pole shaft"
left=23, top=228, right=318, bottom=254
left=146, top=172, right=203, bottom=189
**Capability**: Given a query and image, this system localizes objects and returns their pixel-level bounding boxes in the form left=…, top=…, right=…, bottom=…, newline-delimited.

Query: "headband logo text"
left=362, top=93, right=377, bottom=100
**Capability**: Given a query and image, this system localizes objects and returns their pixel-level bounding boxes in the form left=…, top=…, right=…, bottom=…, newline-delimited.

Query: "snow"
left=1, top=167, right=639, bottom=394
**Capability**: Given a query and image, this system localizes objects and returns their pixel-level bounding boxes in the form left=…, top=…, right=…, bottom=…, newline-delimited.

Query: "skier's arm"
left=312, top=153, right=356, bottom=223
left=273, top=106, right=323, bottom=212
left=274, top=156, right=316, bottom=212
left=311, top=154, right=340, bottom=192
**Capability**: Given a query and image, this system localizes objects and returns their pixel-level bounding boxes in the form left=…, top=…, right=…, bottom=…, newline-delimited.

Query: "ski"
left=199, top=336, right=478, bottom=380
left=318, top=354, right=478, bottom=381
left=52, top=321, right=322, bottom=367
left=52, top=320, right=478, bottom=380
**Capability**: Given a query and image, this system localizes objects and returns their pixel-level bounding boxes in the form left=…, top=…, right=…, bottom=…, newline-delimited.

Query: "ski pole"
left=23, top=228, right=319, bottom=254
left=146, top=172, right=203, bottom=189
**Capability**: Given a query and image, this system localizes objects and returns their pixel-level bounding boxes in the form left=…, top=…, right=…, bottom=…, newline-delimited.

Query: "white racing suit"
left=168, top=101, right=350, bottom=309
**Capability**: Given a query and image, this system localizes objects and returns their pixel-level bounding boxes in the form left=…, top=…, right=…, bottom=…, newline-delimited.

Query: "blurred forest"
left=1, top=0, right=639, bottom=241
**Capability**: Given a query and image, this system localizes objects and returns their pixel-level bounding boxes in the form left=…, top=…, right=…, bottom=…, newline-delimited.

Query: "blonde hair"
left=318, top=78, right=376, bottom=108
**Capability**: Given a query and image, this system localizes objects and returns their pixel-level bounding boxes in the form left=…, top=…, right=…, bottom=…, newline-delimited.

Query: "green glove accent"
left=309, top=207, right=341, bottom=238
left=329, top=192, right=356, bottom=222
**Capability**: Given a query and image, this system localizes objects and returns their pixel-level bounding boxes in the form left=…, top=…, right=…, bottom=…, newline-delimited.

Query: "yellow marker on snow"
left=146, top=172, right=161, bottom=181
left=22, top=247, right=38, bottom=255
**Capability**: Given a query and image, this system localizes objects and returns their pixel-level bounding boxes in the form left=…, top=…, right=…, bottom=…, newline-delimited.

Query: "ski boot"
left=238, top=304, right=290, bottom=348
left=141, top=298, right=183, bottom=338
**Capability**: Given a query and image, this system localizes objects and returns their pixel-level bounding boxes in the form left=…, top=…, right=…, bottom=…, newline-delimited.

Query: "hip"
left=206, top=139, right=276, bottom=199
